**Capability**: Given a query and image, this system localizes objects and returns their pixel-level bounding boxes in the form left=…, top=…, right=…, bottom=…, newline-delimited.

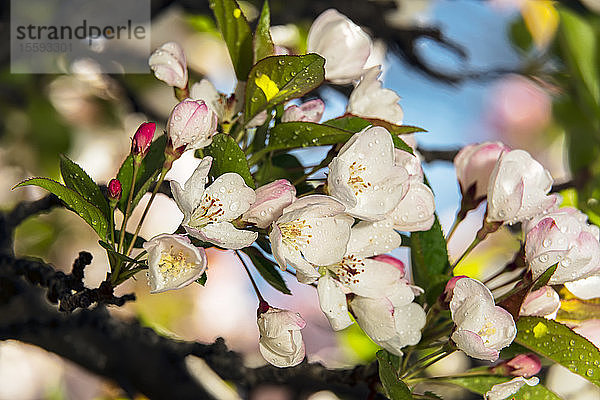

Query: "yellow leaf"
left=255, top=73, right=279, bottom=102
left=522, top=0, right=559, bottom=48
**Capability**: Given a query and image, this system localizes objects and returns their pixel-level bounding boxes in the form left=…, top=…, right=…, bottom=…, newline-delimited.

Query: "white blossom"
left=257, top=307, right=306, bottom=367
left=148, top=42, right=188, bottom=89
left=171, top=157, right=258, bottom=249
left=143, top=234, right=207, bottom=293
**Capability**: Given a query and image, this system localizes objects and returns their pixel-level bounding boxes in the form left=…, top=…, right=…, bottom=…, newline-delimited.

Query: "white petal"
left=347, top=66, right=404, bottom=125
left=170, top=157, right=212, bottom=222
left=335, top=258, right=406, bottom=298
left=485, top=377, right=539, bottom=400
left=300, top=214, right=353, bottom=266
left=565, top=275, right=600, bottom=300
left=350, top=296, right=397, bottom=341
left=190, top=79, right=224, bottom=119
left=285, top=247, right=321, bottom=284
left=452, top=330, right=500, bottom=362
left=388, top=181, right=435, bottom=232
left=346, top=220, right=402, bottom=258
left=257, top=308, right=306, bottom=338
left=317, top=274, right=354, bottom=331
left=193, top=222, right=258, bottom=249
left=259, top=331, right=305, bottom=367
left=279, top=195, right=346, bottom=222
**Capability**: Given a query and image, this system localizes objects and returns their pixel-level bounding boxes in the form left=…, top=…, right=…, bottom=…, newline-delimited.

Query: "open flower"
left=143, top=234, right=207, bottom=293
left=525, top=207, right=600, bottom=284
left=282, top=99, right=325, bottom=123
left=317, top=221, right=425, bottom=354
left=167, top=99, right=218, bottom=151
left=307, top=9, right=372, bottom=84
left=520, top=286, right=560, bottom=318
left=257, top=307, right=306, bottom=367
left=449, top=277, right=516, bottom=361
left=327, top=126, right=409, bottom=220
left=242, top=179, right=296, bottom=229
left=486, top=149, right=560, bottom=224
left=269, top=195, right=353, bottom=283
left=148, top=42, right=188, bottom=89
left=485, top=376, right=539, bottom=400
left=347, top=66, right=404, bottom=125
left=454, top=141, right=511, bottom=201
left=171, top=157, right=258, bottom=249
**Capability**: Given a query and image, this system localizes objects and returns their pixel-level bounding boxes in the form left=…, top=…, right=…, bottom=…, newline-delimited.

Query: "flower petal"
left=346, top=220, right=402, bottom=258
left=170, top=156, right=212, bottom=222
left=317, top=274, right=354, bottom=331
left=388, top=181, right=435, bottom=232
left=452, top=330, right=500, bottom=362
left=194, top=221, right=258, bottom=249
left=350, top=296, right=397, bottom=341
left=200, top=173, right=256, bottom=222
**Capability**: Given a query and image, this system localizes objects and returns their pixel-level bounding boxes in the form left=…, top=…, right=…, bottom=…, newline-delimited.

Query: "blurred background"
left=1, top=0, right=600, bottom=399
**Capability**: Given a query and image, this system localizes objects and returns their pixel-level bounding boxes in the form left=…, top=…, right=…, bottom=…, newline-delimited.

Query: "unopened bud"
left=132, top=122, right=156, bottom=159
left=108, top=179, right=122, bottom=203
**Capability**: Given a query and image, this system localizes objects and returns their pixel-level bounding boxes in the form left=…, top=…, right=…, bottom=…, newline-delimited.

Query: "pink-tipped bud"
left=492, top=354, right=542, bottom=378
left=167, top=99, right=218, bottom=151
left=371, top=254, right=406, bottom=277
left=242, top=179, right=296, bottom=228
left=108, top=179, right=122, bottom=201
left=132, top=122, right=156, bottom=158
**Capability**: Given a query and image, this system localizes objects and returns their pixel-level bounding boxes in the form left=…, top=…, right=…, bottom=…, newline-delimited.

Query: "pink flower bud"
left=371, top=254, right=405, bottom=277
left=131, top=122, right=156, bottom=158
left=108, top=179, right=122, bottom=201
left=242, top=179, right=296, bottom=228
left=520, top=286, right=560, bottom=317
left=282, top=99, right=325, bottom=123
left=148, top=42, right=188, bottom=89
left=257, top=307, right=306, bottom=367
left=505, top=354, right=542, bottom=377
left=167, top=99, right=218, bottom=151
left=454, top=141, right=510, bottom=200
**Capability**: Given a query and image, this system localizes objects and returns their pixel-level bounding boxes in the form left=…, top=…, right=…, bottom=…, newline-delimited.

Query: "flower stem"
left=450, top=215, right=502, bottom=273
left=118, top=162, right=140, bottom=253
left=236, top=250, right=266, bottom=303
left=126, top=167, right=168, bottom=256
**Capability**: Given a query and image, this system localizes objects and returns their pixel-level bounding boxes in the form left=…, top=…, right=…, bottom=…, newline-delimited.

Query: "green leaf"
left=444, top=374, right=560, bottom=399
left=115, top=230, right=147, bottom=249
left=324, top=116, right=419, bottom=154
left=245, top=54, right=325, bottom=122
left=516, top=317, right=600, bottom=386
left=98, top=240, right=146, bottom=265
left=325, top=115, right=426, bottom=136
left=196, top=272, right=208, bottom=286
left=376, top=350, right=412, bottom=399
left=116, top=135, right=167, bottom=214
left=14, top=178, right=108, bottom=239
left=410, top=214, right=451, bottom=305
left=253, top=1, right=274, bottom=63
left=204, top=133, right=255, bottom=188
left=209, top=0, right=253, bottom=80
left=242, top=247, right=291, bottom=295
left=559, top=9, right=599, bottom=106
left=60, top=155, right=110, bottom=219
left=266, top=122, right=353, bottom=151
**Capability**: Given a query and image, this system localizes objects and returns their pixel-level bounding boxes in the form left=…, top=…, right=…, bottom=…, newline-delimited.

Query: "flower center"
left=332, top=255, right=366, bottom=285
left=347, top=161, right=372, bottom=195
left=279, top=219, right=313, bottom=250
left=478, top=321, right=497, bottom=344
left=188, top=194, right=225, bottom=228
left=158, top=246, right=195, bottom=281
